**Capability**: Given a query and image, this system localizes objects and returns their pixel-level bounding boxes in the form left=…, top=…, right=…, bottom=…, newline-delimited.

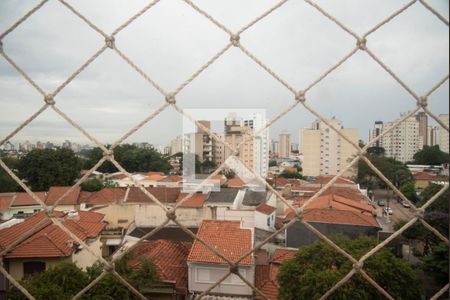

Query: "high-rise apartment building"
left=279, top=131, right=291, bottom=158
left=184, top=121, right=219, bottom=165
left=301, top=118, right=359, bottom=177
left=369, top=121, right=384, bottom=147
left=382, top=114, right=423, bottom=163
left=244, top=113, right=269, bottom=178
left=438, top=114, right=449, bottom=153
left=270, top=139, right=279, bottom=157
left=223, top=115, right=254, bottom=174
left=170, top=136, right=183, bottom=155
left=416, top=112, right=428, bottom=146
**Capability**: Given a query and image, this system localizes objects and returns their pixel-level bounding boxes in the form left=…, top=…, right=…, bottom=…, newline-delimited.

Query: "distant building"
left=279, top=131, right=291, bottom=158
left=438, top=114, right=449, bottom=153
left=244, top=113, right=269, bottom=178
left=416, top=112, right=428, bottom=146
left=170, top=136, right=183, bottom=155
left=369, top=121, right=384, bottom=148
left=184, top=121, right=221, bottom=167
left=301, top=118, right=359, bottom=177
left=270, top=139, right=279, bottom=157
left=382, top=113, right=423, bottom=163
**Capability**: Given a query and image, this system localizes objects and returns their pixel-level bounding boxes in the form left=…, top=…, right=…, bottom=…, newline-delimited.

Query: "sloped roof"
left=11, top=192, right=47, bottom=207
left=45, top=186, right=81, bottom=206
left=227, top=177, right=245, bottom=188
left=80, top=188, right=126, bottom=205
left=129, top=240, right=191, bottom=292
left=255, top=265, right=279, bottom=300
left=126, top=187, right=181, bottom=204
left=158, top=175, right=183, bottom=183
left=205, top=188, right=239, bottom=204
left=0, top=210, right=105, bottom=258
left=242, top=190, right=267, bottom=207
left=271, top=248, right=297, bottom=264
left=309, top=176, right=356, bottom=185
left=0, top=194, right=15, bottom=211
left=255, top=203, right=276, bottom=215
left=177, top=193, right=209, bottom=208
left=187, top=220, right=253, bottom=265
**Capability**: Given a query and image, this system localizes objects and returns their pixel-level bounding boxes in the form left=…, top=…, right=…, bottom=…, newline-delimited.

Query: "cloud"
left=0, top=0, right=448, bottom=146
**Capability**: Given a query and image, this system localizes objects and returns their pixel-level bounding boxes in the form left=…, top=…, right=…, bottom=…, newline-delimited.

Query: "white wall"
left=134, top=204, right=213, bottom=227
left=72, top=237, right=103, bottom=270
left=188, top=263, right=255, bottom=296
left=216, top=208, right=255, bottom=228
left=255, top=211, right=275, bottom=232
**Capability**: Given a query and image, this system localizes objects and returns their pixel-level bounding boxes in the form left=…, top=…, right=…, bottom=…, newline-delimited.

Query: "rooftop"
left=205, top=188, right=239, bottom=204
left=45, top=186, right=81, bottom=206
left=255, top=203, right=276, bottom=215
left=126, top=187, right=181, bottom=204
left=187, top=220, right=254, bottom=265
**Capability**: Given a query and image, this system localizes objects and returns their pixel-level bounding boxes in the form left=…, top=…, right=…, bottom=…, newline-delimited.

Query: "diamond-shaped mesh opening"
left=0, top=0, right=448, bottom=299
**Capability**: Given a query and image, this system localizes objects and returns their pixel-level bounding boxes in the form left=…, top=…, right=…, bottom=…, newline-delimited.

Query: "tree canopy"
left=278, top=235, right=422, bottom=300
left=18, top=148, right=81, bottom=191
left=357, top=155, right=413, bottom=190
left=413, top=145, right=449, bottom=165
left=8, top=254, right=159, bottom=300
left=0, top=156, right=20, bottom=193
left=84, top=144, right=171, bottom=174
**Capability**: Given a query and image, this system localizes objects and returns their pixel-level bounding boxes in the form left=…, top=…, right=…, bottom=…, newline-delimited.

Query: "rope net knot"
left=44, top=94, right=55, bottom=105
left=230, top=34, right=240, bottom=47
left=105, top=36, right=115, bottom=49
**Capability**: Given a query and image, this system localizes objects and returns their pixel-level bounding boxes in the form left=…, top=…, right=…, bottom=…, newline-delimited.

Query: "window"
left=23, top=261, right=45, bottom=277
left=267, top=217, right=271, bottom=227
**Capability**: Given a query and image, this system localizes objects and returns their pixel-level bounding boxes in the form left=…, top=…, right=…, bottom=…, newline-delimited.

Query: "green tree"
left=18, top=148, right=82, bottom=191
left=421, top=242, right=449, bottom=285
left=269, top=160, right=277, bottom=167
left=357, top=155, right=413, bottom=189
left=85, top=145, right=171, bottom=174
left=278, top=170, right=303, bottom=179
left=8, top=263, right=89, bottom=300
left=400, top=182, right=418, bottom=202
left=367, top=146, right=386, bottom=156
left=278, top=235, right=422, bottom=300
left=413, top=145, right=449, bottom=165
left=80, top=178, right=104, bottom=192
left=0, top=156, right=20, bottom=192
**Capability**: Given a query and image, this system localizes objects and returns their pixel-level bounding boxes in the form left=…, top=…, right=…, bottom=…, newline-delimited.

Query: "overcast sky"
left=0, top=0, right=448, bottom=148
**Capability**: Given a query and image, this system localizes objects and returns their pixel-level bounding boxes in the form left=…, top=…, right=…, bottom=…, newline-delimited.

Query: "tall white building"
left=438, top=114, right=449, bottom=153
left=170, top=136, right=183, bottom=155
left=382, top=114, right=423, bottom=163
left=270, top=139, right=279, bottom=157
left=244, top=113, right=269, bottom=178
left=301, top=118, right=359, bottom=177
left=279, top=131, right=291, bottom=158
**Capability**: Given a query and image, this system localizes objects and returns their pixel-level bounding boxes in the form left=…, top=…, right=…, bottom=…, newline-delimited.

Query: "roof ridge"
left=43, top=230, right=71, bottom=256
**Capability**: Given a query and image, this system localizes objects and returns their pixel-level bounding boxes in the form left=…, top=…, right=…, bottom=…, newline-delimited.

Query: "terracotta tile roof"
left=414, top=172, right=448, bottom=181
left=0, top=194, right=15, bottom=211
left=271, top=249, right=297, bottom=264
left=80, top=188, right=126, bottom=205
left=177, top=193, right=209, bottom=208
left=255, top=203, right=276, bottom=215
left=187, top=220, right=254, bottom=265
left=45, top=186, right=81, bottom=206
left=11, top=192, right=47, bottom=207
left=158, top=175, right=183, bottom=183
left=146, top=172, right=167, bottom=181
left=227, top=177, right=245, bottom=188
left=310, top=176, right=356, bottom=185
left=0, top=210, right=105, bottom=259
left=126, top=187, right=181, bottom=204
left=255, top=265, right=279, bottom=300
left=300, top=194, right=374, bottom=214
left=303, top=209, right=380, bottom=227
left=129, top=240, right=192, bottom=292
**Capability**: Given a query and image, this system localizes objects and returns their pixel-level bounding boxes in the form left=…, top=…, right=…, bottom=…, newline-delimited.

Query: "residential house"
left=254, top=204, right=276, bottom=232
left=284, top=194, right=381, bottom=248
left=128, top=240, right=192, bottom=300
left=0, top=192, right=46, bottom=221
left=414, top=172, right=449, bottom=189
left=44, top=186, right=81, bottom=212
left=187, top=220, right=255, bottom=298
left=0, top=210, right=105, bottom=281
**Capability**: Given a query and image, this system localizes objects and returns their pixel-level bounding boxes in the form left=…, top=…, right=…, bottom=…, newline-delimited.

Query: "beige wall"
left=72, top=238, right=103, bottom=270
left=134, top=204, right=213, bottom=227
left=8, top=258, right=69, bottom=280
left=94, top=204, right=135, bottom=229
left=301, top=129, right=321, bottom=177
left=340, top=128, right=359, bottom=178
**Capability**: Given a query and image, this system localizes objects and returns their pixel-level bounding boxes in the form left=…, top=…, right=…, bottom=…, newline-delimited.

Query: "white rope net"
left=0, top=1, right=448, bottom=299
